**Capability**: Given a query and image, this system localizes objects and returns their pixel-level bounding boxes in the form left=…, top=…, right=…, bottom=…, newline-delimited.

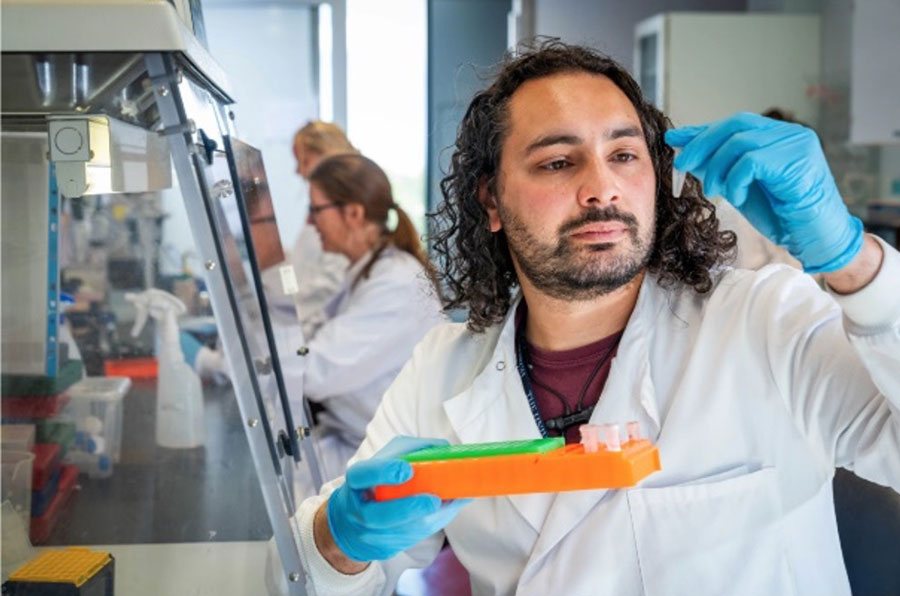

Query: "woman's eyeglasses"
left=308, top=203, right=342, bottom=218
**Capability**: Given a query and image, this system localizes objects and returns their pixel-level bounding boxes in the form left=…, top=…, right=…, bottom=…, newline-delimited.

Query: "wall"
left=811, top=0, right=881, bottom=214
left=531, top=0, right=892, bottom=217
left=203, top=2, right=319, bottom=249
left=346, top=0, right=428, bottom=233
left=532, top=0, right=747, bottom=70
left=746, top=0, right=819, bottom=11
left=157, top=3, right=318, bottom=275
left=663, top=13, right=820, bottom=127
left=426, top=0, right=511, bottom=214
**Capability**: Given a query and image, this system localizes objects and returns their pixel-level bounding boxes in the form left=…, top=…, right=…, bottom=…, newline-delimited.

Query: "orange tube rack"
left=373, top=438, right=661, bottom=501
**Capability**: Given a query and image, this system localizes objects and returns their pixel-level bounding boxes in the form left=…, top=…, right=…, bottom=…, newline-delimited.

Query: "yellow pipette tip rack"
left=5, top=547, right=114, bottom=595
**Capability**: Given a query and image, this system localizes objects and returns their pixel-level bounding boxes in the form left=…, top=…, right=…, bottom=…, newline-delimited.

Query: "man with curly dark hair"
left=287, top=41, right=899, bottom=596
left=431, top=41, right=736, bottom=333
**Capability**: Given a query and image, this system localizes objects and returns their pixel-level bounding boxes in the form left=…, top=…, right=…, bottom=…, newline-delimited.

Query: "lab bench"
left=42, top=381, right=271, bottom=545
left=1, top=8, right=314, bottom=590
left=27, top=541, right=271, bottom=596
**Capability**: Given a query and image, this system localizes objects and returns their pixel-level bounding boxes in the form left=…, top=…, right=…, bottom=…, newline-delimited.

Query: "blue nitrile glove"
left=665, top=112, right=864, bottom=273
left=179, top=331, right=203, bottom=368
left=326, top=436, right=471, bottom=562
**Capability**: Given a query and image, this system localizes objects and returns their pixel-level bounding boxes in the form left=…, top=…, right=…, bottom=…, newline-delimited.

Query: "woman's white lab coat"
left=278, top=245, right=445, bottom=479
left=263, top=224, right=349, bottom=337
left=293, top=236, right=900, bottom=596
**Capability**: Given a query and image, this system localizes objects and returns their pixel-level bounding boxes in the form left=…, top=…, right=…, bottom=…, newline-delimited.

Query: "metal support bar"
left=45, top=163, right=60, bottom=375
left=219, top=134, right=322, bottom=486
left=157, top=120, right=196, bottom=136
left=143, top=52, right=307, bottom=596
left=147, top=68, right=183, bottom=88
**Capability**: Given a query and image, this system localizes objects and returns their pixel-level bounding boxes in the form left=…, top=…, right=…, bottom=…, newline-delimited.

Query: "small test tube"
left=672, top=147, right=686, bottom=198
left=579, top=424, right=601, bottom=453
left=603, top=423, right=621, bottom=452
left=626, top=421, right=641, bottom=443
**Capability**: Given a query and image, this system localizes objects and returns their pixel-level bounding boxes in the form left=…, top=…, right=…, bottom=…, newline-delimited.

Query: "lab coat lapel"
left=327, top=249, right=372, bottom=315
left=522, top=276, right=663, bottom=570
left=443, top=300, right=556, bottom=533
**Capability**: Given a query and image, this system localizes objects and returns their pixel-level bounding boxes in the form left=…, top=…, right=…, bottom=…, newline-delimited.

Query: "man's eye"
left=612, top=152, right=636, bottom=163
left=541, top=159, right=571, bottom=171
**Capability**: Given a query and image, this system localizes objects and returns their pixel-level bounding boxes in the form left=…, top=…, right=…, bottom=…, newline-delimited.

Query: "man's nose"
left=576, top=157, right=620, bottom=208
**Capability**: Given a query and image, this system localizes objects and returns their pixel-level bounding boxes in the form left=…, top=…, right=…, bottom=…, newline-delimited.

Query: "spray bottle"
left=125, top=289, right=205, bottom=449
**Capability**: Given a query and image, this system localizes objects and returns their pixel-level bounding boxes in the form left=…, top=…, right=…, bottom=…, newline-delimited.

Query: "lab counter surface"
left=35, top=541, right=270, bottom=596
left=44, top=381, right=271, bottom=545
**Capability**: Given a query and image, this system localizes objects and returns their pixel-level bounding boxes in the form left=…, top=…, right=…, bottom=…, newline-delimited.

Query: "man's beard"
left=499, top=204, right=654, bottom=301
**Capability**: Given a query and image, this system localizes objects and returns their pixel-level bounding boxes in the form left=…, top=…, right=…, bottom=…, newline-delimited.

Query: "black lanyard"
left=515, top=325, right=551, bottom=438
left=515, top=321, right=621, bottom=438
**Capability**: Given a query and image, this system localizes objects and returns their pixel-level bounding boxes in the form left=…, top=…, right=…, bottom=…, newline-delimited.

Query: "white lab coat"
left=193, top=227, right=347, bottom=382
left=292, top=236, right=900, bottom=596
left=278, top=245, right=445, bottom=480
left=263, top=224, right=349, bottom=337
left=712, top=197, right=802, bottom=271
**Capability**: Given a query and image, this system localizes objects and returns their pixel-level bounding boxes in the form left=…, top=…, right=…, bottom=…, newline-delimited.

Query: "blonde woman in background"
left=292, top=120, right=356, bottom=178
left=271, top=121, right=360, bottom=338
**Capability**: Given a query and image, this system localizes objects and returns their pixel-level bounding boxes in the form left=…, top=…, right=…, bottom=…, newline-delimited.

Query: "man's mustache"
left=558, top=207, right=639, bottom=235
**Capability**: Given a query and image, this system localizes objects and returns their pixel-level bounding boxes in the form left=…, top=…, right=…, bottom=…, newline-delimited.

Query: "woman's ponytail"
left=310, top=154, right=440, bottom=295
left=356, top=204, right=438, bottom=293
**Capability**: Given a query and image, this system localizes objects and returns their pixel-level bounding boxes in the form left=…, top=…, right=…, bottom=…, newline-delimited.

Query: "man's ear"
left=478, top=178, right=502, bottom=233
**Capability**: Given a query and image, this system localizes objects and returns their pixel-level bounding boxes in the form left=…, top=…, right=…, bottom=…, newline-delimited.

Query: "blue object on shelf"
left=45, top=165, right=60, bottom=377
left=31, top=466, right=62, bottom=517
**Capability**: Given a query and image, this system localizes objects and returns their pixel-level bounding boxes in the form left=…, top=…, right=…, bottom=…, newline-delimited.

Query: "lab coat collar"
left=443, top=273, right=665, bottom=546
left=328, top=246, right=398, bottom=314
left=441, top=293, right=538, bottom=444
left=443, top=295, right=551, bottom=531
left=345, top=249, right=375, bottom=286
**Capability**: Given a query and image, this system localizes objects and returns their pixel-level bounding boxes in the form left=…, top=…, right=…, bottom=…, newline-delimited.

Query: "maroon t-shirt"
left=517, top=308, right=623, bottom=443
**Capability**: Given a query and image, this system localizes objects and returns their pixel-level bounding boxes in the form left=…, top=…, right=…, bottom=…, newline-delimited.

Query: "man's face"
left=487, top=72, right=657, bottom=300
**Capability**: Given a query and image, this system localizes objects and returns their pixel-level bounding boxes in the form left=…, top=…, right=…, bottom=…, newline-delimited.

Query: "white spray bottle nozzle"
left=125, top=289, right=188, bottom=357
left=125, top=292, right=150, bottom=338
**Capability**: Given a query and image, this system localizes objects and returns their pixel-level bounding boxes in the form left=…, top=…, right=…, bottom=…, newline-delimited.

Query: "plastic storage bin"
left=1, top=451, right=35, bottom=528
left=63, top=451, right=112, bottom=479
left=61, top=377, right=130, bottom=478
left=1, top=425, right=35, bottom=453
left=1, top=500, right=35, bottom=583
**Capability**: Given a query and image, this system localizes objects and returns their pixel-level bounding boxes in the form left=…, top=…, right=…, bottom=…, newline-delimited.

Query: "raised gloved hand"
left=179, top=331, right=203, bottom=368
left=326, top=436, right=471, bottom=562
left=665, top=112, right=864, bottom=273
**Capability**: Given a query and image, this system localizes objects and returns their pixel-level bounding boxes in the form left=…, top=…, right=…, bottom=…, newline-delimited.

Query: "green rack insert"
left=36, top=420, right=77, bottom=458
left=401, top=437, right=565, bottom=462
left=1, top=360, right=85, bottom=397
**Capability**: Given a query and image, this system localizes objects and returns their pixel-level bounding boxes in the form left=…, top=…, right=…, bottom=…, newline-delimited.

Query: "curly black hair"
left=430, top=39, right=736, bottom=333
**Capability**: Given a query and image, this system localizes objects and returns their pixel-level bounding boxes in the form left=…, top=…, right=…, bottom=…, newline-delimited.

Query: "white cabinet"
left=850, top=0, right=900, bottom=145
left=634, top=13, right=821, bottom=128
